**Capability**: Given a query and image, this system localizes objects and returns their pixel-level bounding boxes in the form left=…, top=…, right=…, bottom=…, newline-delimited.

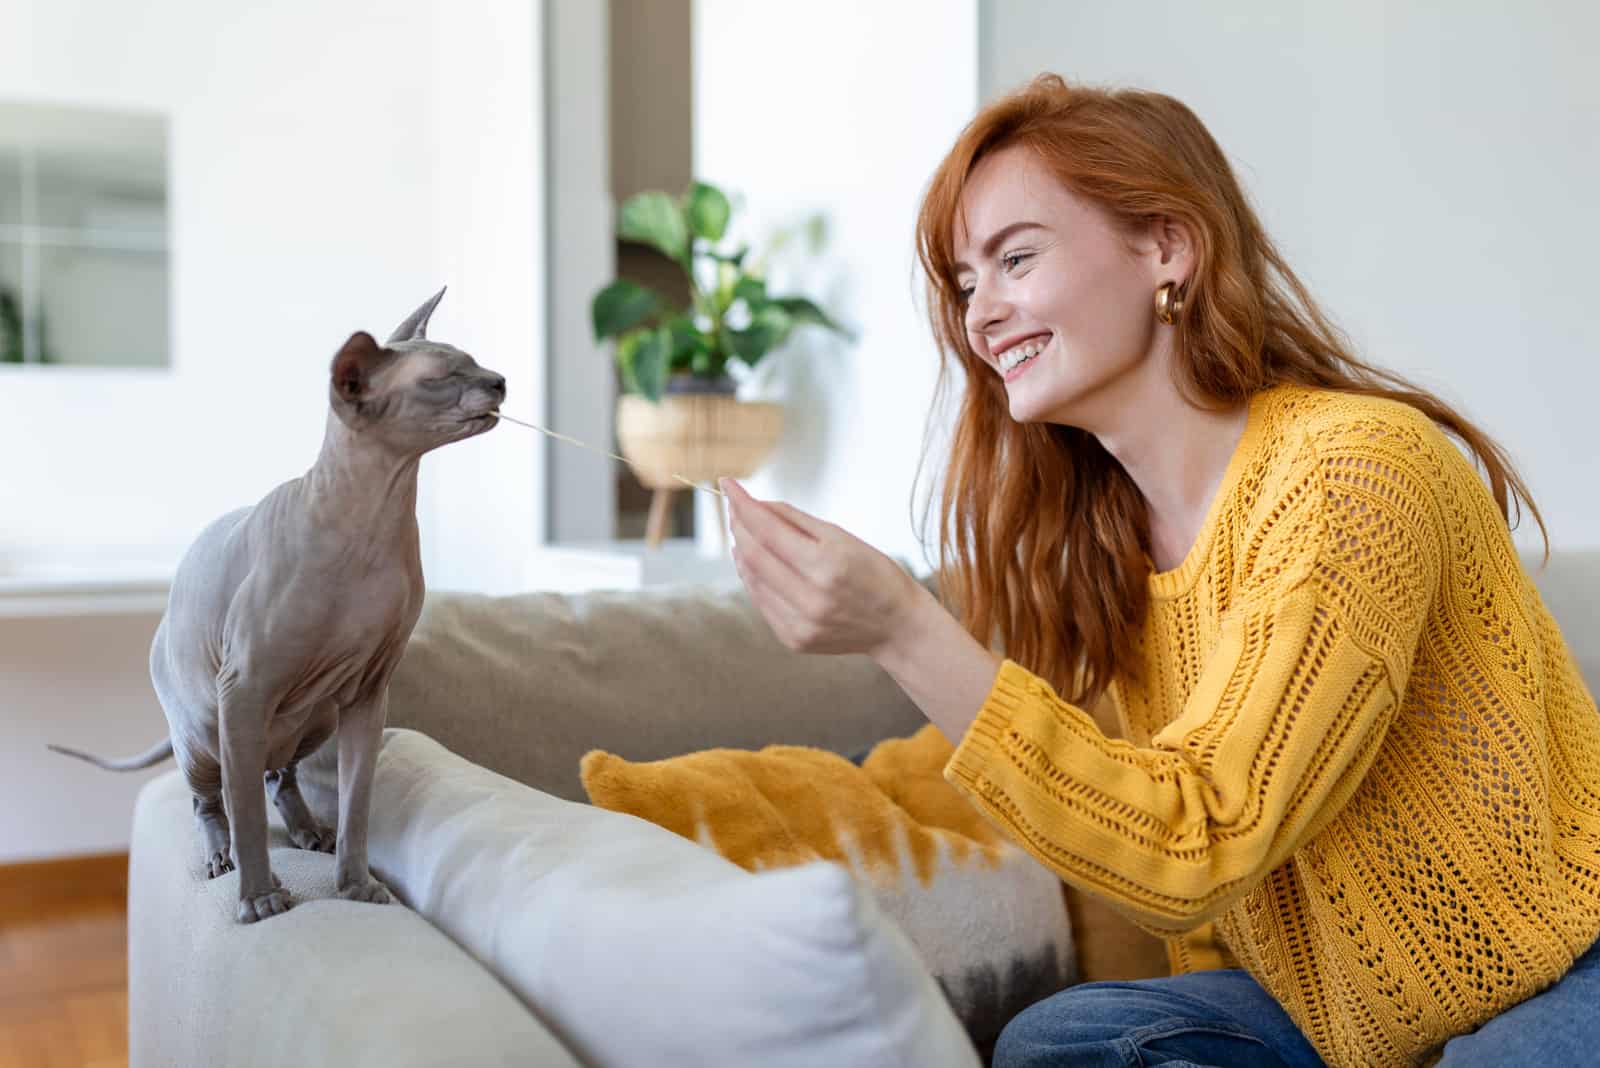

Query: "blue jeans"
left=993, top=935, right=1600, bottom=1067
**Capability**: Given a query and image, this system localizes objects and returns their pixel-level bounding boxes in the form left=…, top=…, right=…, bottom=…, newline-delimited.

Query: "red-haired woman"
left=720, top=74, right=1600, bottom=1068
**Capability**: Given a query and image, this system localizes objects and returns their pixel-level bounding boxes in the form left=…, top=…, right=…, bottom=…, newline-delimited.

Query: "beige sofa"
left=128, top=576, right=965, bottom=1067
left=126, top=552, right=1599, bottom=1066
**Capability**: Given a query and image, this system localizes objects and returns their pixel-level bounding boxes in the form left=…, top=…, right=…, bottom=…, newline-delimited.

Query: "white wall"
left=1, top=608, right=168, bottom=862
left=546, top=0, right=617, bottom=545
left=420, top=0, right=546, bottom=593
left=981, top=1, right=1600, bottom=550
left=692, top=0, right=980, bottom=568
left=0, top=0, right=545, bottom=586
left=0, top=0, right=545, bottom=862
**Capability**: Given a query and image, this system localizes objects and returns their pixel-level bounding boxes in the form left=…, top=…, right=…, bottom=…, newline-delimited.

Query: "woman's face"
left=952, top=144, right=1180, bottom=429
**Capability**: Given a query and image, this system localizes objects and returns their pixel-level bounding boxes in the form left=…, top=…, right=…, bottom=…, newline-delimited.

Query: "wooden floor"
left=0, top=853, right=128, bottom=1068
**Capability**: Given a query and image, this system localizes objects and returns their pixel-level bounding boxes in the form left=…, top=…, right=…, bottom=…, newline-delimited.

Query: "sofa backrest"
left=376, top=580, right=928, bottom=801
left=1525, top=549, right=1599, bottom=699
left=362, top=550, right=1593, bottom=805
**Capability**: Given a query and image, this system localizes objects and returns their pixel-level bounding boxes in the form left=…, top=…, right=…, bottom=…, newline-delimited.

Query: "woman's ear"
left=1145, top=214, right=1197, bottom=282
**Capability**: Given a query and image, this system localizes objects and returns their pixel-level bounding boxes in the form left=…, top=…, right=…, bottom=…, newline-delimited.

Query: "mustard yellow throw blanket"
left=581, top=725, right=1077, bottom=1049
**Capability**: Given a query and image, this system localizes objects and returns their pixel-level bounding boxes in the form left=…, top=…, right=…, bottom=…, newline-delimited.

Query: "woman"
left=719, top=74, right=1600, bottom=1067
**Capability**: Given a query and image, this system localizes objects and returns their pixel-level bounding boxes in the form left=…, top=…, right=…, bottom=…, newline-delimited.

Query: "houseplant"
left=0, top=284, right=55, bottom=364
left=591, top=181, right=849, bottom=545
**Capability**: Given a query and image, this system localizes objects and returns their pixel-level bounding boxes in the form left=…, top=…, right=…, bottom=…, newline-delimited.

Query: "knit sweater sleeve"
left=944, top=425, right=1445, bottom=932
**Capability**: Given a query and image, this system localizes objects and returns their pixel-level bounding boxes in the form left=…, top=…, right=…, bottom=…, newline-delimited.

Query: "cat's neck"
left=303, top=410, right=421, bottom=535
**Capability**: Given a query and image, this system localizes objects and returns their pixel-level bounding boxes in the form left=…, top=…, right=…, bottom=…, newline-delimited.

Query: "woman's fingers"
left=726, top=483, right=833, bottom=555
left=764, top=498, right=834, bottom=541
left=730, top=510, right=814, bottom=611
left=723, top=479, right=819, bottom=582
left=731, top=537, right=813, bottom=650
left=722, top=479, right=817, bottom=548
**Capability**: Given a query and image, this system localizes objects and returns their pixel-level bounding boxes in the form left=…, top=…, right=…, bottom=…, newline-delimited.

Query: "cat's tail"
left=47, top=737, right=173, bottom=772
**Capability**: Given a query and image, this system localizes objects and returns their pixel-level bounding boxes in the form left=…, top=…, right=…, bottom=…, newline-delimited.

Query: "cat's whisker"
left=491, top=412, right=726, bottom=498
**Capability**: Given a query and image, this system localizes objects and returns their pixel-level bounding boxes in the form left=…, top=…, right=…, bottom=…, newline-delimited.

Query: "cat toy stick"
left=493, top=412, right=726, bottom=498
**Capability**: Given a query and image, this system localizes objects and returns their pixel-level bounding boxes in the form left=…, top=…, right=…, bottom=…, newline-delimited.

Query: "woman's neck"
left=1085, top=364, right=1252, bottom=573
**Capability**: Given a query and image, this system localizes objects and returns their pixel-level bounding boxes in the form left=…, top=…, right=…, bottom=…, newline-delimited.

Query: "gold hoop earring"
left=1155, top=282, right=1185, bottom=325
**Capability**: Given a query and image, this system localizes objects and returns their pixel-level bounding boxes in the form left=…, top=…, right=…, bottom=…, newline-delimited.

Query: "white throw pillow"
left=359, top=729, right=982, bottom=1068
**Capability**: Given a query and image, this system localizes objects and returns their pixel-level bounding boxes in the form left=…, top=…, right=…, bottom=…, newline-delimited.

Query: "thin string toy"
left=492, top=412, right=726, bottom=498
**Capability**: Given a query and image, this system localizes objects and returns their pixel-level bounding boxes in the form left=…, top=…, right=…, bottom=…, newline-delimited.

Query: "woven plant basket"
left=615, top=393, right=784, bottom=490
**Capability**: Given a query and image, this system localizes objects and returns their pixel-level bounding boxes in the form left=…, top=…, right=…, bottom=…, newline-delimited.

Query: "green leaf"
left=633, top=326, right=674, bottom=401
left=773, top=296, right=849, bottom=337
left=726, top=304, right=793, bottom=366
left=804, top=213, right=829, bottom=252
left=714, top=261, right=738, bottom=316
left=664, top=314, right=701, bottom=354
left=614, top=328, right=646, bottom=394
left=690, top=348, right=724, bottom=376
left=732, top=276, right=767, bottom=307
left=664, top=316, right=715, bottom=374
left=619, top=191, right=689, bottom=262
left=706, top=245, right=749, bottom=267
left=684, top=182, right=731, bottom=242
left=591, top=279, right=663, bottom=341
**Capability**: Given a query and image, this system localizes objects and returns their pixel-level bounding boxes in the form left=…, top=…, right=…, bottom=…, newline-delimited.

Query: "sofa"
left=126, top=551, right=1599, bottom=1067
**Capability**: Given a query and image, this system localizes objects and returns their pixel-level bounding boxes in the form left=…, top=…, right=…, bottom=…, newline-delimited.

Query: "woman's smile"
left=999, top=334, right=1050, bottom=382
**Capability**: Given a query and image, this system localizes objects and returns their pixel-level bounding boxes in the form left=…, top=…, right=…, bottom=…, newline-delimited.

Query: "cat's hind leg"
left=184, top=761, right=234, bottom=879
left=266, top=713, right=337, bottom=854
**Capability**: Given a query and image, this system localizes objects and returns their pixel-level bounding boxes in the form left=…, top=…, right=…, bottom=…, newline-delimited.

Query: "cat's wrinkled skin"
left=48, top=288, right=504, bottom=923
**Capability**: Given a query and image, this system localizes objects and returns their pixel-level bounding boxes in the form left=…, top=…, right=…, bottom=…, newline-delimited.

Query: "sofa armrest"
left=360, top=578, right=929, bottom=800
left=128, top=770, right=581, bottom=1068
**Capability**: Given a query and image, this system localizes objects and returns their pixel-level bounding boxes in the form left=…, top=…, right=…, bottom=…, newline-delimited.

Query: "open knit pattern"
left=944, top=384, right=1600, bottom=1067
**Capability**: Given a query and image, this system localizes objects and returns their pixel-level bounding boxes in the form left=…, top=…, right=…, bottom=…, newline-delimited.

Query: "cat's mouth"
left=450, top=409, right=500, bottom=437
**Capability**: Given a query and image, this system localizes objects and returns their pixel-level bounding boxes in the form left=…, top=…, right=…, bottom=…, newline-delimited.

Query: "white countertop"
left=0, top=555, right=176, bottom=618
left=0, top=536, right=741, bottom=617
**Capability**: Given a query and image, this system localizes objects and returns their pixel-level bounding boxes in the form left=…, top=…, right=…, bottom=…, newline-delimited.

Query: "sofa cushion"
left=361, top=728, right=981, bottom=1068
left=580, top=723, right=1077, bottom=1056
left=129, top=769, right=582, bottom=1068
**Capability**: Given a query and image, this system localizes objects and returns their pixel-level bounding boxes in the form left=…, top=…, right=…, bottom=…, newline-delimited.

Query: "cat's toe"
left=289, top=826, right=336, bottom=854
left=236, top=888, right=292, bottom=924
left=336, top=878, right=391, bottom=905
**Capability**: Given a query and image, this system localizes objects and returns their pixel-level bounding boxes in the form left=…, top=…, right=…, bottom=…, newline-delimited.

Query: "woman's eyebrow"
left=952, top=221, right=1049, bottom=273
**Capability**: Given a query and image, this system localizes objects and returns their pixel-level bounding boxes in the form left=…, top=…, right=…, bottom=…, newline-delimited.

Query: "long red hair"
left=914, top=74, right=1545, bottom=705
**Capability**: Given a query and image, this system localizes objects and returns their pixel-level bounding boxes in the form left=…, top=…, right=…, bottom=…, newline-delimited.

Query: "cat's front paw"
left=336, top=877, right=392, bottom=905
left=236, top=887, right=293, bottom=924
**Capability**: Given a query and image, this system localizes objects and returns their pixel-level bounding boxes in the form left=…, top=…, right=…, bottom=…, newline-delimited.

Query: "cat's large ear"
left=331, top=331, right=391, bottom=403
left=386, top=285, right=447, bottom=344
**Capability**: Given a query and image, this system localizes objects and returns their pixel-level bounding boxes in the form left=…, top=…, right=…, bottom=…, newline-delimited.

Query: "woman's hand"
left=720, top=477, right=1004, bottom=743
left=719, top=477, right=926, bottom=658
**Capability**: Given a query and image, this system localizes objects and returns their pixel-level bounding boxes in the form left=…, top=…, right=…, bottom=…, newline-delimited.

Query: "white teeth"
left=998, top=337, right=1047, bottom=372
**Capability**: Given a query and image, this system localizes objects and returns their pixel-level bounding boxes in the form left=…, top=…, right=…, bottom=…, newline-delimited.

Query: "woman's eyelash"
left=955, top=250, right=1034, bottom=301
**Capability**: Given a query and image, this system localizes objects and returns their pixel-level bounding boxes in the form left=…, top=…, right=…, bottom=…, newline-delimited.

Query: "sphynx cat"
left=49, top=288, right=504, bottom=922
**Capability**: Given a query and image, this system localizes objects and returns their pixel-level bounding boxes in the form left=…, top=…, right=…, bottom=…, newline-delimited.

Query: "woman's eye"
left=1001, top=250, right=1032, bottom=271
left=957, top=284, right=975, bottom=303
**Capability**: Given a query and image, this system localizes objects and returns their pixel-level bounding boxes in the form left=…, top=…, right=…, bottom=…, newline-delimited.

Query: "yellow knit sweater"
left=944, top=384, right=1600, bottom=1067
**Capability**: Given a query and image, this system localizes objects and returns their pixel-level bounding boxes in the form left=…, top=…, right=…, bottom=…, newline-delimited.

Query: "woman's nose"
left=964, top=284, right=1007, bottom=335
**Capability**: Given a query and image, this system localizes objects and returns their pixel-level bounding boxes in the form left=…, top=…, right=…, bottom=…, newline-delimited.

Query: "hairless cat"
left=49, top=288, right=504, bottom=923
